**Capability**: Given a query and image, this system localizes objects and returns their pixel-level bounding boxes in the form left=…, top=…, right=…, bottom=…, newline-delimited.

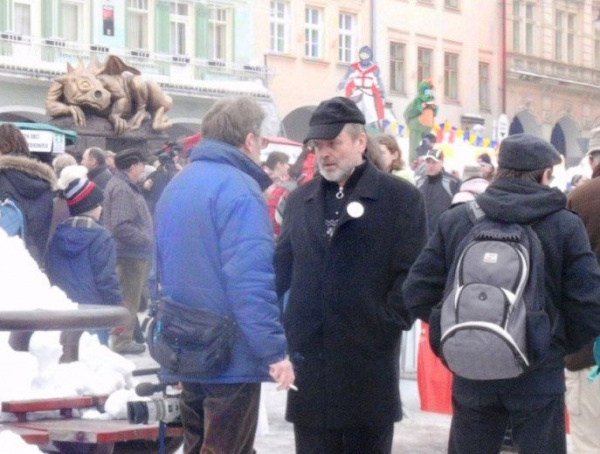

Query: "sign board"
left=497, top=114, right=509, bottom=142
left=21, top=130, right=55, bottom=153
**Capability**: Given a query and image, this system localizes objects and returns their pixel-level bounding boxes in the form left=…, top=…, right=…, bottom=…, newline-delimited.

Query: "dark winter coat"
left=103, top=171, right=153, bottom=260
left=567, top=175, right=600, bottom=260
left=275, top=159, right=427, bottom=428
left=416, top=169, right=461, bottom=237
left=0, top=155, right=56, bottom=266
left=46, top=217, right=122, bottom=306
left=403, top=178, right=600, bottom=395
left=154, top=139, right=287, bottom=384
left=88, top=165, right=113, bottom=191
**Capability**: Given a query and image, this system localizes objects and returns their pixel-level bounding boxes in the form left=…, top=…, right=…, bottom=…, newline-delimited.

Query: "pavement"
left=128, top=350, right=452, bottom=454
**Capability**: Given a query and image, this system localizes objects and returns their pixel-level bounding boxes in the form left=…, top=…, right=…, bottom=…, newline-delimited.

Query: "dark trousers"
left=180, top=382, right=260, bottom=454
left=448, top=388, right=566, bottom=454
left=294, top=423, right=394, bottom=454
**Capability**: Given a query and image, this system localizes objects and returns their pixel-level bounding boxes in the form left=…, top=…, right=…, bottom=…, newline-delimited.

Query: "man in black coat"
left=274, top=97, right=427, bottom=454
left=403, top=134, right=600, bottom=454
left=81, top=146, right=113, bottom=190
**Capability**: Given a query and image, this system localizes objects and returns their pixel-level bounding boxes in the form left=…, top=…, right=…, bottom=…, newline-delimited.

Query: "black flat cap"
left=498, top=134, right=562, bottom=171
left=304, top=97, right=365, bottom=143
left=115, top=148, right=146, bottom=170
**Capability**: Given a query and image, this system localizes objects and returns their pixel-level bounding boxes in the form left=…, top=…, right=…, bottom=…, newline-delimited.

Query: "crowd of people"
left=2, top=95, right=600, bottom=454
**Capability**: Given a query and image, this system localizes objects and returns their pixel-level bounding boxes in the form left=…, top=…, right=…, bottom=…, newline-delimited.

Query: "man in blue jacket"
left=403, top=134, right=600, bottom=453
left=154, top=96, right=294, bottom=454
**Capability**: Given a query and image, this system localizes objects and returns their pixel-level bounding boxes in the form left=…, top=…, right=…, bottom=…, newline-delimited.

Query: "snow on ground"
left=0, top=230, right=138, bottom=444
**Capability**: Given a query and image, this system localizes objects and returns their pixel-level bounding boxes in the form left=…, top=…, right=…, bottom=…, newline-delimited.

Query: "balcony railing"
left=507, top=53, right=600, bottom=89
left=0, top=33, right=271, bottom=87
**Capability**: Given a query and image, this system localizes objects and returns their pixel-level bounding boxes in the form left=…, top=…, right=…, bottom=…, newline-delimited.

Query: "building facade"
left=375, top=0, right=503, bottom=141
left=254, top=0, right=372, bottom=141
left=0, top=0, right=278, bottom=147
left=506, top=0, right=600, bottom=166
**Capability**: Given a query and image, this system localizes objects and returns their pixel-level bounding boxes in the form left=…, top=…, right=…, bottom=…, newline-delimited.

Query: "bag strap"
left=466, top=200, right=485, bottom=225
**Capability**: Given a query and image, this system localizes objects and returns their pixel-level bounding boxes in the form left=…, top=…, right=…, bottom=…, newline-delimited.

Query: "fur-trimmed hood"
left=0, top=155, right=57, bottom=193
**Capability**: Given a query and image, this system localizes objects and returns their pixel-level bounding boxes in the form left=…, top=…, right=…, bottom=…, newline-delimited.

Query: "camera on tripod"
left=127, top=382, right=181, bottom=425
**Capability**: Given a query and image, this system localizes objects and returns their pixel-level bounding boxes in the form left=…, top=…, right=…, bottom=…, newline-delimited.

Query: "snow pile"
left=0, top=230, right=139, bottom=445
left=0, top=231, right=75, bottom=311
left=0, top=431, right=43, bottom=453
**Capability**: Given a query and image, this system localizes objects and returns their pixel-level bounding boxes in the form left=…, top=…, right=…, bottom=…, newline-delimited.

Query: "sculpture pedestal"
left=50, top=115, right=168, bottom=154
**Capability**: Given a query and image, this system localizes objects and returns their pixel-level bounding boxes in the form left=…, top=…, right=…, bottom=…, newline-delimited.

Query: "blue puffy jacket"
left=46, top=218, right=122, bottom=306
left=154, top=139, right=287, bottom=384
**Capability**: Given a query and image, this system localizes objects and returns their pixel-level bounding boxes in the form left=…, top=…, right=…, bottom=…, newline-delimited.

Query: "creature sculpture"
left=403, top=78, right=438, bottom=164
left=338, top=46, right=386, bottom=130
left=46, top=55, right=173, bottom=135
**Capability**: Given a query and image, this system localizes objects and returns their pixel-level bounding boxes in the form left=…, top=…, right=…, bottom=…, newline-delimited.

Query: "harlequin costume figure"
left=338, top=45, right=386, bottom=130
left=404, top=79, right=438, bottom=164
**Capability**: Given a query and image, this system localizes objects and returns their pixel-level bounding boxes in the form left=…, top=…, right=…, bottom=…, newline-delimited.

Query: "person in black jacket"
left=403, top=134, right=600, bottom=454
left=81, top=146, right=113, bottom=190
left=275, top=97, right=427, bottom=454
left=0, top=123, right=56, bottom=267
left=415, top=148, right=461, bottom=237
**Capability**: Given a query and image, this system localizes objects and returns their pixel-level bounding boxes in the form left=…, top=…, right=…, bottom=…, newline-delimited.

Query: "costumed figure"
left=337, top=45, right=386, bottom=130
left=46, top=55, right=173, bottom=135
left=404, top=78, right=438, bottom=164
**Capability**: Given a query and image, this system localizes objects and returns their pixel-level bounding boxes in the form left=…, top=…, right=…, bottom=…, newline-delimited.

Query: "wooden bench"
left=1, top=395, right=183, bottom=454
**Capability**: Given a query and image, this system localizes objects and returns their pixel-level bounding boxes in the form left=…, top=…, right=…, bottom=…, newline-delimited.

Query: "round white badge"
left=346, top=201, right=365, bottom=218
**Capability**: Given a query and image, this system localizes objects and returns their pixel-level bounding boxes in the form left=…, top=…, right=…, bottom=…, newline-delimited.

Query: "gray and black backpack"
left=429, top=201, right=552, bottom=380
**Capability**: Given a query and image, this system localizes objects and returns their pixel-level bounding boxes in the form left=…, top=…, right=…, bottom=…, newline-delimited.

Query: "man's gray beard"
left=318, top=163, right=354, bottom=183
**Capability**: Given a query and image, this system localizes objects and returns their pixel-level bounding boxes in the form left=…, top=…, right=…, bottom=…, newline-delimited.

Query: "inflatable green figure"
left=403, top=78, right=438, bottom=164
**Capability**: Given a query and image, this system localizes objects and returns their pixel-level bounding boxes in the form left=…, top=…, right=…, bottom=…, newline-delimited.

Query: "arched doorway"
left=551, top=116, right=581, bottom=167
left=509, top=110, right=541, bottom=136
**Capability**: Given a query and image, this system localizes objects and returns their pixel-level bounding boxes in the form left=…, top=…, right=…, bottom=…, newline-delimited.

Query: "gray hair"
left=84, top=146, right=106, bottom=165
left=52, top=153, right=77, bottom=176
left=201, top=97, right=266, bottom=147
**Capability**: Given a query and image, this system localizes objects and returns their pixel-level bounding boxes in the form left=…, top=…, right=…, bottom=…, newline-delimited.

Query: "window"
left=128, top=0, right=149, bottom=49
left=270, top=1, right=290, bottom=54
left=554, top=10, right=576, bottom=63
left=479, top=62, right=489, bottom=109
left=445, top=0, right=459, bottom=8
left=61, top=1, right=83, bottom=42
left=389, top=42, right=405, bottom=93
left=338, top=13, right=357, bottom=63
left=170, top=1, right=189, bottom=55
left=209, top=6, right=229, bottom=61
left=444, top=52, right=459, bottom=100
left=14, top=1, right=31, bottom=36
left=567, top=13, right=575, bottom=64
left=305, top=7, right=323, bottom=59
left=512, top=1, right=535, bottom=54
left=417, top=47, right=432, bottom=82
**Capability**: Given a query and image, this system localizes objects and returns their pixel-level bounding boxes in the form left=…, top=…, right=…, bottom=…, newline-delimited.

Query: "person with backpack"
left=403, top=134, right=600, bottom=454
left=0, top=123, right=56, bottom=267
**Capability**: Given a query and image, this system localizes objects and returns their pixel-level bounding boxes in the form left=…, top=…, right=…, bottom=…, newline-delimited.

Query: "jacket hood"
left=52, top=223, right=104, bottom=257
left=476, top=178, right=566, bottom=224
left=190, top=139, right=272, bottom=191
left=0, top=155, right=57, bottom=199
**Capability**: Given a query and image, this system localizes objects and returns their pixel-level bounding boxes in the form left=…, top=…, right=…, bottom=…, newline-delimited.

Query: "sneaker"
left=118, top=342, right=146, bottom=355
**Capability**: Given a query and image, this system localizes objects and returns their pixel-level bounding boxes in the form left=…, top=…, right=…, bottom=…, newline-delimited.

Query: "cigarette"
left=289, top=384, right=299, bottom=391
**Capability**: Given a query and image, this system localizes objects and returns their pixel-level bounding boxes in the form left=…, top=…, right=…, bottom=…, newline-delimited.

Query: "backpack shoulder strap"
left=466, top=200, right=485, bottom=225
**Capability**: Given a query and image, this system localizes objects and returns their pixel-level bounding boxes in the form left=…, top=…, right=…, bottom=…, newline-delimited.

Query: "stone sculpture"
left=46, top=55, right=173, bottom=135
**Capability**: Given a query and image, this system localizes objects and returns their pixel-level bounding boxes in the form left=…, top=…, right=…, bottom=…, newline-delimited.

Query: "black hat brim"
left=304, top=122, right=346, bottom=144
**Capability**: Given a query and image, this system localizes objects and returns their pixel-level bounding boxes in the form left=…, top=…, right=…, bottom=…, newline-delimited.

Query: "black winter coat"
left=0, top=155, right=56, bottom=266
left=275, top=160, right=427, bottom=428
left=403, top=179, right=600, bottom=395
